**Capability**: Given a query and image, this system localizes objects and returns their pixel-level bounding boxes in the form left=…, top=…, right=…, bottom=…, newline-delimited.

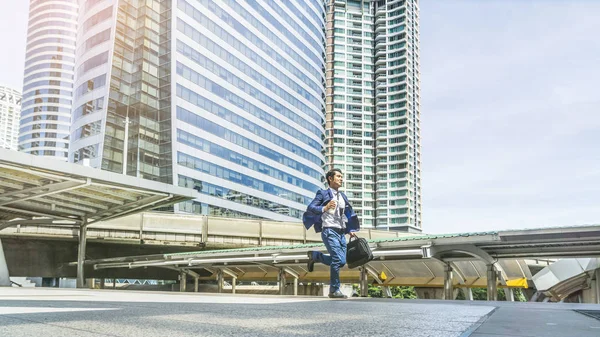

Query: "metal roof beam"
left=34, top=197, right=99, bottom=213
left=365, top=265, right=384, bottom=284
left=67, top=190, right=125, bottom=205
left=0, top=205, right=78, bottom=222
left=15, top=200, right=87, bottom=217
left=1, top=219, right=78, bottom=228
left=88, top=194, right=172, bottom=223
left=86, top=185, right=141, bottom=201
left=0, top=170, right=43, bottom=186
left=220, top=268, right=239, bottom=279
left=52, top=193, right=109, bottom=210
left=0, top=180, right=89, bottom=207
left=0, top=180, right=24, bottom=190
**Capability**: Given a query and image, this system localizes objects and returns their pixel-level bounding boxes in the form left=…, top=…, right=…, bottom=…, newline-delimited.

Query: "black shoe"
left=328, top=290, right=347, bottom=299
left=307, top=251, right=315, bottom=272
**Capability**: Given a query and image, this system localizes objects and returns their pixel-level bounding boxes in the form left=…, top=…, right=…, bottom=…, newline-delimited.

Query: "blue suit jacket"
left=302, top=189, right=360, bottom=234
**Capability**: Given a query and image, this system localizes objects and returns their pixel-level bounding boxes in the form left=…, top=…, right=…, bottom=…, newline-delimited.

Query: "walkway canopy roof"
left=0, top=149, right=195, bottom=229
left=84, top=225, right=600, bottom=287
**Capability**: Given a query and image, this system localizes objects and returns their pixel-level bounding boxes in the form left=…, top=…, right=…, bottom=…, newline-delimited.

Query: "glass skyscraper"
left=69, top=0, right=327, bottom=222
left=19, top=0, right=78, bottom=160
left=325, top=0, right=422, bottom=232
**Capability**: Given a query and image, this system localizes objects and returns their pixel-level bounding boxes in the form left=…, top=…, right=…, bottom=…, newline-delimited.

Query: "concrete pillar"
left=194, top=277, right=199, bottom=293
left=0, top=239, right=11, bottom=286
left=359, top=267, right=368, bottom=297
left=466, top=287, right=474, bottom=301
left=383, top=286, right=392, bottom=298
left=76, top=220, right=88, bottom=288
left=232, top=277, right=236, bottom=294
left=100, top=278, right=105, bottom=289
left=293, top=277, right=298, bottom=296
left=504, top=288, right=515, bottom=302
left=595, top=269, right=600, bottom=304
left=112, top=278, right=117, bottom=289
left=487, top=264, right=498, bottom=301
left=444, top=263, right=453, bottom=300
left=278, top=269, right=286, bottom=295
left=179, top=271, right=187, bottom=292
left=217, top=270, right=223, bottom=293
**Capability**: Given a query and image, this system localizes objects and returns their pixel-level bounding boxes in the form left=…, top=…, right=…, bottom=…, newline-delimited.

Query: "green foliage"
left=352, top=284, right=417, bottom=298
left=353, top=284, right=526, bottom=301
left=457, top=288, right=527, bottom=302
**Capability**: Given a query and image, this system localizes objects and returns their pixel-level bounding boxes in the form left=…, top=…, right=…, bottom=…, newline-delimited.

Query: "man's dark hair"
left=326, top=168, right=343, bottom=186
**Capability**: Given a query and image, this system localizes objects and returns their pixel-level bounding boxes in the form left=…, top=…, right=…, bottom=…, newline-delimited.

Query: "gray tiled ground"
left=1, top=288, right=599, bottom=337
left=469, top=307, right=600, bottom=337
left=0, top=288, right=492, bottom=337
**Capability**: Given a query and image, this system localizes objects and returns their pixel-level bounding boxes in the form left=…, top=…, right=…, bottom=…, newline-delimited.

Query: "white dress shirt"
left=321, top=188, right=347, bottom=230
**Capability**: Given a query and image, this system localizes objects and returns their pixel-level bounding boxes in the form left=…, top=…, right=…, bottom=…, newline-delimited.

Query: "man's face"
left=329, top=171, right=343, bottom=189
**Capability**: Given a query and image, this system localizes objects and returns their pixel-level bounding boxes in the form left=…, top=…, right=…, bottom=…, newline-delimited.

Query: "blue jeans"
left=315, top=227, right=347, bottom=293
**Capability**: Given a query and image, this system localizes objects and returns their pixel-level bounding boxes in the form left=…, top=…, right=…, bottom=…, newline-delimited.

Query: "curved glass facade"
left=69, top=0, right=116, bottom=168
left=174, top=0, right=327, bottom=220
left=19, top=0, right=78, bottom=160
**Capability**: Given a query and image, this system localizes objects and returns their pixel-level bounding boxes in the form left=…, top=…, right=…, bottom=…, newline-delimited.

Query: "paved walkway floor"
left=0, top=288, right=599, bottom=337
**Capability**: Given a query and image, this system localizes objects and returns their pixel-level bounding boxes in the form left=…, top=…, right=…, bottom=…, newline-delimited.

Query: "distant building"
left=0, top=86, right=22, bottom=150
left=325, top=0, right=422, bottom=232
left=19, top=0, right=78, bottom=160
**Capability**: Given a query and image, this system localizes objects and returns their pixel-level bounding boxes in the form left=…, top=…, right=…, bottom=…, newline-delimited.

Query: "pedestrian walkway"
left=0, top=288, right=598, bottom=336
left=468, top=305, right=600, bottom=337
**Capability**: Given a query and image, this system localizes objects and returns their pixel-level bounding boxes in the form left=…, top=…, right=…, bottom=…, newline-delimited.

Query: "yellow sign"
left=505, top=278, right=528, bottom=289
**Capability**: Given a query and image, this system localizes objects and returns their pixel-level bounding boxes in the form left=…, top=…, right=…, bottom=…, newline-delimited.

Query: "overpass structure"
left=0, top=212, right=422, bottom=284
left=0, top=149, right=195, bottom=288
left=0, top=212, right=415, bottom=248
left=83, top=224, right=600, bottom=302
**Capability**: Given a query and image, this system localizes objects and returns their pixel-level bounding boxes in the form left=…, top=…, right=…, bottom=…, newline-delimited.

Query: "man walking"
left=303, top=168, right=360, bottom=298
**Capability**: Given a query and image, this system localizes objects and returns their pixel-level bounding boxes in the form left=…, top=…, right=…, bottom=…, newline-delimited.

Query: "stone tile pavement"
left=0, top=288, right=598, bottom=337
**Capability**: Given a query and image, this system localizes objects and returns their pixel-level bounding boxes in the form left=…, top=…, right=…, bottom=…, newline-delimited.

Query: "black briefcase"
left=346, top=236, right=373, bottom=269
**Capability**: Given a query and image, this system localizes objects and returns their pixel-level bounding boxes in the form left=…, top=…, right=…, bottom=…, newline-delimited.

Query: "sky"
left=0, top=1, right=598, bottom=234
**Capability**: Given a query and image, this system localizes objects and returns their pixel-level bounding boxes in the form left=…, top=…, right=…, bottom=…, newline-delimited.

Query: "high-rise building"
left=70, top=0, right=327, bottom=221
left=19, top=0, right=78, bottom=160
left=325, top=0, right=421, bottom=232
left=0, top=86, right=22, bottom=150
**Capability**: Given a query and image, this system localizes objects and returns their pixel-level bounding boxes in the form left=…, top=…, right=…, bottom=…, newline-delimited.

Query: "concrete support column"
left=466, top=287, right=474, bottom=301
left=112, top=278, right=117, bottom=289
left=179, top=271, right=187, bottom=292
left=76, top=219, right=88, bottom=288
left=0, top=239, right=11, bottom=286
left=100, top=278, right=105, bottom=289
left=359, top=267, right=368, bottom=297
left=293, top=277, right=298, bottom=296
left=232, top=277, right=237, bottom=294
left=278, top=269, right=286, bottom=295
left=217, top=270, right=223, bottom=293
left=194, top=277, right=199, bottom=293
left=504, top=288, right=515, bottom=302
left=487, top=264, right=498, bottom=301
left=595, top=269, right=600, bottom=304
left=443, top=262, right=453, bottom=300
